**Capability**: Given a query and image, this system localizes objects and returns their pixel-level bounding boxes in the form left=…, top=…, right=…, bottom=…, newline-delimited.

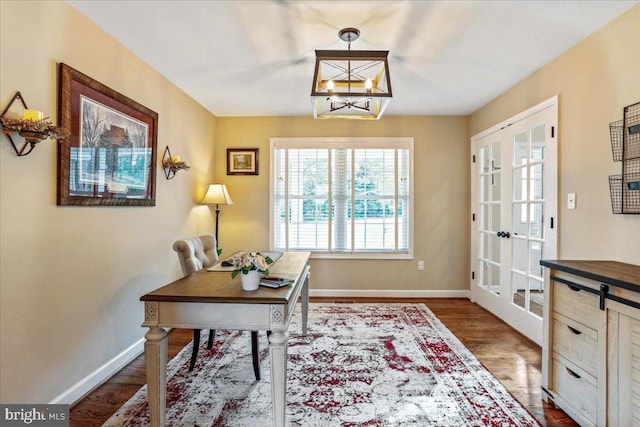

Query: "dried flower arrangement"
left=162, top=158, right=191, bottom=173
left=1, top=116, right=70, bottom=141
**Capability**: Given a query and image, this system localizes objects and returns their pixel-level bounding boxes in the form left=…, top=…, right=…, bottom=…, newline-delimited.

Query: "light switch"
left=567, top=193, right=576, bottom=210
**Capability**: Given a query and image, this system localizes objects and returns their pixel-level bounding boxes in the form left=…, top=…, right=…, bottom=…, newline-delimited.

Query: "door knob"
left=497, top=231, right=504, bottom=237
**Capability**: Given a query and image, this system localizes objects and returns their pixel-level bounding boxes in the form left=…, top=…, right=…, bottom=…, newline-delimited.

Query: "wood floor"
left=69, top=298, right=577, bottom=426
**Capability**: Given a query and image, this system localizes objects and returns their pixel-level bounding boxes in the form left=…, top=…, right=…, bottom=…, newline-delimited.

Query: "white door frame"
left=470, top=95, right=558, bottom=345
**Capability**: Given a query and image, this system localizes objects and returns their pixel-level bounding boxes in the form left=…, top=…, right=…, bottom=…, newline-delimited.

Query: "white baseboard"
left=50, top=337, right=146, bottom=405
left=309, top=289, right=470, bottom=299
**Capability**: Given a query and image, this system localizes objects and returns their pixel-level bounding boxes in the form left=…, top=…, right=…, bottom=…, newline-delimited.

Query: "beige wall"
left=0, top=1, right=217, bottom=403
left=3, top=0, right=636, bottom=408
left=214, top=116, right=470, bottom=293
left=470, top=5, right=640, bottom=265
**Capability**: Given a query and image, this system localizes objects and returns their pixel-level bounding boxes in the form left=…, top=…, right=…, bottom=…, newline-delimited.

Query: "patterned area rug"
left=104, top=303, right=540, bottom=426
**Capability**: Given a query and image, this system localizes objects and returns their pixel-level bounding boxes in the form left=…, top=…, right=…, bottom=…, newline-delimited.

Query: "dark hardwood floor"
left=69, top=298, right=576, bottom=426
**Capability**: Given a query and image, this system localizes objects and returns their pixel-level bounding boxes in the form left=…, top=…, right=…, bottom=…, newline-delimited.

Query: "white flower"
left=254, top=254, right=269, bottom=270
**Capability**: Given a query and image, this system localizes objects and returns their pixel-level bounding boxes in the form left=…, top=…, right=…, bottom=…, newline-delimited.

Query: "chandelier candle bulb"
left=22, top=109, right=43, bottom=121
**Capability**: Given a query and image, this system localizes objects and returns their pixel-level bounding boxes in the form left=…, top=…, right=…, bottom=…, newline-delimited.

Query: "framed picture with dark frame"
left=57, top=63, right=158, bottom=206
left=227, top=148, right=259, bottom=175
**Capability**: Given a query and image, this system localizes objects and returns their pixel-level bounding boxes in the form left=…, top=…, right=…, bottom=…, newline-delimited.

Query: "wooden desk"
left=141, top=251, right=311, bottom=427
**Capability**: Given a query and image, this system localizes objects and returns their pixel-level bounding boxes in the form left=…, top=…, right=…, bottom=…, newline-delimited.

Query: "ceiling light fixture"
left=311, top=28, right=392, bottom=120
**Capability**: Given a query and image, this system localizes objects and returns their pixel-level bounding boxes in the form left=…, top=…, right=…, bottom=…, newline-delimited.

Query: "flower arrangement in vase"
left=230, top=251, right=274, bottom=291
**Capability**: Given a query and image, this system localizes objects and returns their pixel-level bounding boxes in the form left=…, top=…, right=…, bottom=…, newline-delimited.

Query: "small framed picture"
left=227, top=148, right=259, bottom=175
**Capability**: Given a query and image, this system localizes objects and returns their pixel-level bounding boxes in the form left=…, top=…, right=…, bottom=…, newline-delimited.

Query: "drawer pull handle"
left=565, top=367, right=581, bottom=379
left=568, top=284, right=581, bottom=292
left=567, top=326, right=582, bottom=335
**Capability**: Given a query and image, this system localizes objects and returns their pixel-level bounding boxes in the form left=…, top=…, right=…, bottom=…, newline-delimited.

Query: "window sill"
left=309, top=252, right=413, bottom=261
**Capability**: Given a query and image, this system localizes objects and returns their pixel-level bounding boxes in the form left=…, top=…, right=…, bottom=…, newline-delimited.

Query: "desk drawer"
left=552, top=355, right=597, bottom=425
left=552, top=313, right=598, bottom=377
left=553, top=277, right=599, bottom=329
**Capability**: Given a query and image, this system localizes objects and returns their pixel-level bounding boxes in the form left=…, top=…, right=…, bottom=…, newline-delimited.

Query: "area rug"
left=103, top=303, right=540, bottom=426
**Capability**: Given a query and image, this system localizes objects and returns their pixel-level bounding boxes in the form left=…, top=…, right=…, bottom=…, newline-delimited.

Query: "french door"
left=470, top=96, right=558, bottom=345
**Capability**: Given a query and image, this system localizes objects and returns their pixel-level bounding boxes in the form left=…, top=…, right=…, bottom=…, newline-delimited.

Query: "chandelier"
left=311, top=28, right=392, bottom=120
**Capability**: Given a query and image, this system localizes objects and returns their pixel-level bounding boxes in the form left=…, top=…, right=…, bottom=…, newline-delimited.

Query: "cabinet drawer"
left=552, top=356, right=597, bottom=424
left=552, top=313, right=598, bottom=377
left=553, top=279, right=599, bottom=329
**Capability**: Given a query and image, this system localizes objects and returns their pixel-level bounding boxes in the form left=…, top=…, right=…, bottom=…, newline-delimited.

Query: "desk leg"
left=301, top=274, right=309, bottom=336
left=269, top=331, right=289, bottom=427
left=145, top=326, right=168, bottom=427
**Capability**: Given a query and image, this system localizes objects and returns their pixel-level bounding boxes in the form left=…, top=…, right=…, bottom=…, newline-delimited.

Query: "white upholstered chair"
left=172, top=234, right=261, bottom=379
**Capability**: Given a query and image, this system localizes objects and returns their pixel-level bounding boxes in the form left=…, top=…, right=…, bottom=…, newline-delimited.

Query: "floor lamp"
left=200, top=184, right=234, bottom=249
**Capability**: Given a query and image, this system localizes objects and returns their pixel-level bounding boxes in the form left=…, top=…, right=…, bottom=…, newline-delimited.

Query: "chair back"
left=172, top=235, right=218, bottom=275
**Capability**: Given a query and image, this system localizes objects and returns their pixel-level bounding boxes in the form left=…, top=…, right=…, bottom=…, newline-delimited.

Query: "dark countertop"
left=540, top=259, right=640, bottom=293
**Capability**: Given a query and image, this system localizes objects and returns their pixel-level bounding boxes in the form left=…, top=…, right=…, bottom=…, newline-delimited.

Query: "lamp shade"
left=200, top=184, right=233, bottom=205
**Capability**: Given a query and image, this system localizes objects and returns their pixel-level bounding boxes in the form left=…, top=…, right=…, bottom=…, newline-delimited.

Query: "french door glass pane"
left=490, top=203, right=501, bottom=232
left=514, top=165, right=526, bottom=201
left=512, top=272, right=527, bottom=310
left=529, top=241, right=544, bottom=278
left=491, top=141, right=501, bottom=170
left=487, top=263, right=500, bottom=295
left=481, top=203, right=489, bottom=230
left=530, top=202, right=544, bottom=239
left=480, top=261, right=489, bottom=289
left=480, top=145, right=489, bottom=173
left=530, top=278, right=544, bottom=318
left=481, top=232, right=488, bottom=260
left=514, top=130, right=528, bottom=164
left=490, top=234, right=501, bottom=264
left=490, top=264, right=501, bottom=294
left=491, top=171, right=501, bottom=201
left=481, top=176, right=490, bottom=202
left=513, top=203, right=527, bottom=236
left=531, top=124, right=546, bottom=161
left=531, top=164, right=544, bottom=200
left=513, top=237, right=527, bottom=272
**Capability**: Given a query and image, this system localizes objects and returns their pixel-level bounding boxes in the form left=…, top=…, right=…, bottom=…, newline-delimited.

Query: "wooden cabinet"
left=607, top=291, right=640, bottom=426
left=541, top=260, right=640, bottom=427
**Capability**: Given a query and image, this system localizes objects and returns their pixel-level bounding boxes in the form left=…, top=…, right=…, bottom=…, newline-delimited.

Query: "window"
left=270, top=138, right=413, bottom=258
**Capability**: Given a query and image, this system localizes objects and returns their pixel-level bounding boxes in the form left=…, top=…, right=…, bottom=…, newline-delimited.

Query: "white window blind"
left=270, top=138, right=413, bottom=258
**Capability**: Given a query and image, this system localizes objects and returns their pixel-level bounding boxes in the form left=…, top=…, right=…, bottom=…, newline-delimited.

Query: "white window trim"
left=269, top=137, right=414, bottom=260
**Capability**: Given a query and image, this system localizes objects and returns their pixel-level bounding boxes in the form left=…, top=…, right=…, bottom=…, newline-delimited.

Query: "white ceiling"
left=67, top=0, right=638, bottom=117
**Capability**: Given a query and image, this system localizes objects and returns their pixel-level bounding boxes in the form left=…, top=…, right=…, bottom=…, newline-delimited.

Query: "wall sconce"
left=161, top=146, right=190, bottom=179
left=0, top=91, right=69, bottom=156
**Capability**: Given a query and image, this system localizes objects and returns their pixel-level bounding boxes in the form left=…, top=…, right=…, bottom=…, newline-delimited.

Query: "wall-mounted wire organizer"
left=609, top=101, right=640, bottom=214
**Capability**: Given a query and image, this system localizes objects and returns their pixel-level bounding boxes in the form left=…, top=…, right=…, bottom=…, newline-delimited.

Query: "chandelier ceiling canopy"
left=311, top=28, right=392, bottom=120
